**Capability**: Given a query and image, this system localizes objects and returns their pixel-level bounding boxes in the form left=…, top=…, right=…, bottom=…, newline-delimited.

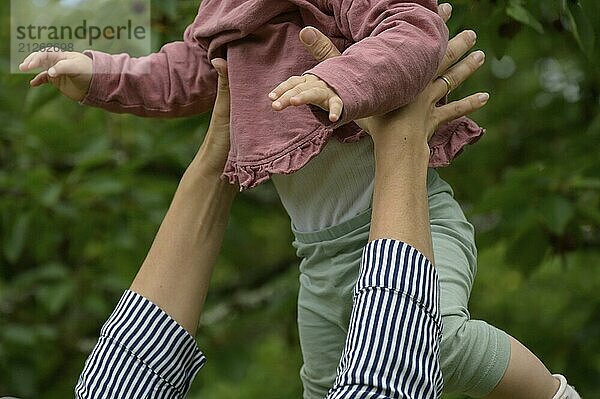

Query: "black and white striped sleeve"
left=75, top=290, right=206, bottom=399
left=327, top=239, right=443, bottom=399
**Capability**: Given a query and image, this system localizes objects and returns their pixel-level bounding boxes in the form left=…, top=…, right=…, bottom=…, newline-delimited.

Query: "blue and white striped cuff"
left=356, top=239, right=441, bottom=329
left=100, top=290, right=206, bottom=395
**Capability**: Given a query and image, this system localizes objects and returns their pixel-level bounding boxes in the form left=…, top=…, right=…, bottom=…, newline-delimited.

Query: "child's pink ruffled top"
left=82, top=0, right=484, bottom=189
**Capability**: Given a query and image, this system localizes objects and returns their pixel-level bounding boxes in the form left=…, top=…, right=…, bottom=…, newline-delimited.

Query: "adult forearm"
left=130, top=157, right=236, bottom=335
left=326, top=239, right=443, bottom=399
left=369, top=133, right=434, bottom=262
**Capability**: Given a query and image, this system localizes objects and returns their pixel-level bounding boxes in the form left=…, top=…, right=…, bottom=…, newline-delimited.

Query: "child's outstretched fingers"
left=268, top=76, right=305, bottom=103
left=30, top=71, right=50, bottom=87
left=265, top=26, right=347, bottom=121
left=287, top=84, right=343, bottom=122
left=270, top=74, right=344, bottom=122
left=19, top=50, right=92, bottom=101
left=29, top=58, right=84, bottom=87
left=21, top=50, right=66, bottom=87
left=270, top=75, right=323, bottom=111
left=19, top=49, right=67, bottom=72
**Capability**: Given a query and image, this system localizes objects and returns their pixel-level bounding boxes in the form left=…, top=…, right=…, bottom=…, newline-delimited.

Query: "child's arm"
left=20, top=23, right=217, bottom=118
left=270, top=0, right=448, bottom=125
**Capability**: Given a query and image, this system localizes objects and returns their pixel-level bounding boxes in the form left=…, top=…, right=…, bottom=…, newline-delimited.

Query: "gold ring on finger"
left=439, top=74, right=453, bottom=97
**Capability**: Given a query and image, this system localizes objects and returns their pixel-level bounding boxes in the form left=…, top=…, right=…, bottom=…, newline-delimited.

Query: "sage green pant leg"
left=294, top=169, right=511, bottom=399
left=295, top=213, right=371, bottom=399
left=427, top=170, right=511, bottom=397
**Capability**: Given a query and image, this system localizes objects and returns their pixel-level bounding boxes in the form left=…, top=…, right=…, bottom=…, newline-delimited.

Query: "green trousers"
left=293, top=169, right=511, bottom=398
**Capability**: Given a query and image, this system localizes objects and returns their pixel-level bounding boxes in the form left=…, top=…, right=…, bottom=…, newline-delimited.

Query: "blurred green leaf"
left=40, top=184, right=62, bottom=208
left=539, top=196, right=575, bottom=235
left=3, top=213, right=32, bottom=264
left=506, top=222, right=548, bottom=273
left=71, top=176, right=127, bottom=198
left=2, top=325, right=37, bottom=346
left=37, top=280, right=74, bottom=315
left=507, top=0, right=544, bottom=34
left=564, top=0, right=596, bottom=58
left=23, top=85, right=62, bottom=115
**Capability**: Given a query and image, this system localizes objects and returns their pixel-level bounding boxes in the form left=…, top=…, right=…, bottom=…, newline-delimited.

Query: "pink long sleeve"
left=81, top=23, right=217, bottom=118
left=306, top=0, right=448, bottom=125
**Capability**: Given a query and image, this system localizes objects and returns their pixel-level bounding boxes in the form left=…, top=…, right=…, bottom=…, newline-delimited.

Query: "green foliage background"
left=0, top=0, right=598, bottom=397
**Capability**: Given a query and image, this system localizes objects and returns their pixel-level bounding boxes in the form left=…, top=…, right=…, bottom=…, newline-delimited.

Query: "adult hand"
left=19, top=50, right=93, bottom=101
left=298, top=3, right=488, bottom=147
left=191, top=58, right=233, bottom=177
left=130, top=58, right=235, bottom=336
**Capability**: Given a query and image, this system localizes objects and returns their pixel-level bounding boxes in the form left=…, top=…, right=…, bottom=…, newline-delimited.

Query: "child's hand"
left=19, top=50, right=93, bottom=102
left=297, top=5, right=488, bottom=143
left=268, top=74, right=344, bottom=122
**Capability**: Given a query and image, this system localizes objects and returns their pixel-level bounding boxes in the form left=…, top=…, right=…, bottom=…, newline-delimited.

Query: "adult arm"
left=305, top=0, right=448, bottom=125
left=75, top=60, right=234, bottom=399
left=74, top=12, right=487, bottom=396
left=325, top=82, right=440, bottom=399
left=299, top=8, right=488, bottom=398
left=127, top=61, right=235, bottom=333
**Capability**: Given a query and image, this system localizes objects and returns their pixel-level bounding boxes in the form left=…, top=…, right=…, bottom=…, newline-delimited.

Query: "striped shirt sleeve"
left=326, top=239, right=443, bottom=399
left=75, top=239, right=440, bottom=398
left=75, top=290, right=206, bottom=399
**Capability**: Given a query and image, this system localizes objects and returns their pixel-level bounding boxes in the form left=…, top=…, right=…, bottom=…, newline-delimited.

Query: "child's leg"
left=294, top=212, right=371, bottom=399
left=427, top=170, right=571, bottom=398
left=427, top=169, right=510, bottom=395
left=485, top=336, right=560, bottom=399
left=294, top=169, right=571, bottom=399
left=293, top=170, right=499, bottom=398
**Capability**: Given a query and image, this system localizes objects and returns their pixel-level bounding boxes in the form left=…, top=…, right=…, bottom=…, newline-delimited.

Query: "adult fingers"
left=212, top=58, right=229, bottom=92
left=434, top=92, right=489, bottom=126
left=438, top=3, right=453, bottom=23
left=200, top=59, right=231, bottom=175
left=431, top=50, right=485, bottom=102
left=19, top=50, right=67, bottom=72
left=438, top=30, right=477, bottom=74
left=210, top=58, right=231, bottom=124
left=269, top=76, right=306, bottom=101
left=299, top=26, right=342, bottom=63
